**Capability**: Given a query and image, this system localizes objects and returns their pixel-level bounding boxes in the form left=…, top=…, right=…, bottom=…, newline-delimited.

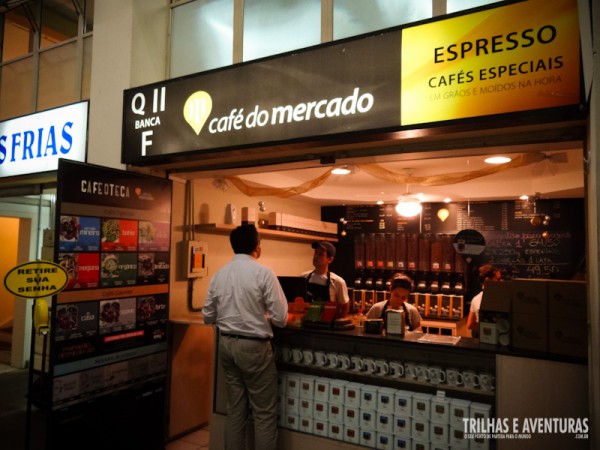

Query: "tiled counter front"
left=212, top=328, right=497, bottom=450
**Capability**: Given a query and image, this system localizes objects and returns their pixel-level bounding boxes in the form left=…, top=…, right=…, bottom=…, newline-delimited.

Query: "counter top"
left=167, top=318, right=587, bottom=365
left=275, top=325, right=485, bottom=354
left=275, top=326, right=588, bottom=365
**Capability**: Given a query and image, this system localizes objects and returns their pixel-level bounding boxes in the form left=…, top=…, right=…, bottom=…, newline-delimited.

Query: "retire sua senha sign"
left=4, top=260, right=69, bottom=298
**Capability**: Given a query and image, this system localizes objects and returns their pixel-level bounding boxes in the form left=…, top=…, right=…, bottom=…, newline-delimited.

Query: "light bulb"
left=396, top=197, right=422, bottom=217
left=485, top=156, right=512, bottom=164
left=332, top=166, right=351, bottom=175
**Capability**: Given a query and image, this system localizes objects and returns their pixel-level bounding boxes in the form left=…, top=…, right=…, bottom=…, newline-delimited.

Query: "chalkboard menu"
left=344, top=204, right=420, bottom=233
left=323, top=198, right=585, bottom=281
left=481, top=230, right=576, bottom=279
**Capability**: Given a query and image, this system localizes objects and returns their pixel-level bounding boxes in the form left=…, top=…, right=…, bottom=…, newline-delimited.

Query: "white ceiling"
left=190, top=144, right=585, bottom=206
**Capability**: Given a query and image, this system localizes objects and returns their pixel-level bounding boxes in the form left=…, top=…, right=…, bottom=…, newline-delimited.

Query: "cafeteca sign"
left=0, top=102, right=88, bottom=178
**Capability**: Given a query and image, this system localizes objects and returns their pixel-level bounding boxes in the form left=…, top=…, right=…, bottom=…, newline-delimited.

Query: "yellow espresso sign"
left=4, top=260, right=69, bottom=298
left=401, top=0, right=580, bottom=125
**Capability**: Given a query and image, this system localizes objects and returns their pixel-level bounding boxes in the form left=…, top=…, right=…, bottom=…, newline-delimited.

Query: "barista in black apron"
left=374, top=300, right=414, bottom=331
left=366, top=274, right=421, bottom=331
left=303, top=241, right=350, bottom=316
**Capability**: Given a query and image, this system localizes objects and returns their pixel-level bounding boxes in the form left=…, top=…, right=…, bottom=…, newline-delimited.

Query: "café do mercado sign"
left=4, top=260, right=69, bottom=299
left=0, top=101, right=88, bottom=178
left=121, top=0, right=581, bottom=166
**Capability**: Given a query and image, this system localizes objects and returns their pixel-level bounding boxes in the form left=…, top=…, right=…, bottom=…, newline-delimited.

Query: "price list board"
left=481, top=230, right=577, bottom=279
left=454, top=201, right=510, bottom=231
left=343, top=204, right=420, bottom=233
left=326, top=199, right=584, bottom=281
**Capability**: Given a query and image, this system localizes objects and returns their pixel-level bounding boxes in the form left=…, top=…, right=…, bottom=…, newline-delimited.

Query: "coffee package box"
left=512, top=312, right=548, bottom=352
left=548, top=316, right=587, bottom=358
left=303, top=303, right=323, bottom=321
left=480, top=281, right=511, bottom=313
left=479, top=281, right=511, bottom=346
left=511, top=278, right=548, bottom=315
left=547, top=279, right=587, bottom=320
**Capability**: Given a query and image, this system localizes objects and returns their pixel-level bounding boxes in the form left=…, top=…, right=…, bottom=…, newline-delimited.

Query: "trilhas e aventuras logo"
left=463, top=417, right=589, bottom=440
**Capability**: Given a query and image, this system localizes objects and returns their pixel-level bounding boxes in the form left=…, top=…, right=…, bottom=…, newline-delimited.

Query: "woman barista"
left=303, top=241, right=350, bottom=316
left=367, top=274, right=422, bottom=331
left=467, top=264, right=502, bottom=337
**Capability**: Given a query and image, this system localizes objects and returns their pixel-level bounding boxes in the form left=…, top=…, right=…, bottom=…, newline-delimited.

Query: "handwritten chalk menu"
left=450, top=199, right=584, bottom=279
left=326, top=199, right=584, bottom=280
left=481, top=230, right=576, bottom=279
left=49, top=160, right=172, bottom=410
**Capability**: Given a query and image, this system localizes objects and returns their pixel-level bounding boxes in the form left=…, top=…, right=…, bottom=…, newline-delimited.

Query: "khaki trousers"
left=219, top=336, right=278, bottom=450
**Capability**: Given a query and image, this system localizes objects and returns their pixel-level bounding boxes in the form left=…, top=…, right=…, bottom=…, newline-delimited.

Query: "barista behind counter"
left=302, top=241, right=350, bottom=316
left=366, top=274, right=423, bottom=332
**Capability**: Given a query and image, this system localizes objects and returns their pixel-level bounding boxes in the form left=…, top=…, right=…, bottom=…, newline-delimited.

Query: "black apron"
left=306, top=271, right=331, bottom=302
left=381, top=301, right=413, bottom=331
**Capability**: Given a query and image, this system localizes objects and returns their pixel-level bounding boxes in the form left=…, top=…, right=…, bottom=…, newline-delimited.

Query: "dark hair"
left=230, top=225, right=260, bottom=254
left=390, top=274, right=413, bottom=292
left=478, top=264, right=500, bottom=281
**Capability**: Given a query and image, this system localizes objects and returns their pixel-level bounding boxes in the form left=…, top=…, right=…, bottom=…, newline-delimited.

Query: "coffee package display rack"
left=275, top=365, right=493, bottom=447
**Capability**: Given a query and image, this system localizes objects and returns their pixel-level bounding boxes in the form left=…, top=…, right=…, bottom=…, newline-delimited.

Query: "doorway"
left=0, top=187, right=55, bottom=368
left=0, top=217, right=21, bottom=363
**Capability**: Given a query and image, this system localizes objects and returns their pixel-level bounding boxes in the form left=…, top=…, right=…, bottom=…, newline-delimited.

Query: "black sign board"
left=344, top=204, right=420, bottom=233
left=481, top=230, right=577, bottom=279
left=36, top=160, right=172, bottom=449
left=122, top=32, right=401, bottom=165
left=121, top=0, right=582, bottom=167
left=323, top=199, right=584, bottom=282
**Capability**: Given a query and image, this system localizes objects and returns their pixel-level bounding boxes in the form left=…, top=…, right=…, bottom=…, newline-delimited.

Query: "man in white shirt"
left=203, top=225, right=288, bottom=450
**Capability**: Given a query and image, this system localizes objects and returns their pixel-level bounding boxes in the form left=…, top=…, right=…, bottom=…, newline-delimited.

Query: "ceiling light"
left=519, top=194, right=529, bottom=200
left=443, top=197, right=452, bottom=203
left=376, top=200, right=384, bottom=205
left=484, top=156, right=512, bottom=164
left=395, top=173, right=422, bottom=217
left=395, top=195, right=422, bottom=217
left=332, top=165, right=351, bottom=175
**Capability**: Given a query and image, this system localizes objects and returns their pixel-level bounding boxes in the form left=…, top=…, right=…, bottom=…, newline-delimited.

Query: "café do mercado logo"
left=4, top=260, right=69, bottom=298
left=129, top=83, right=375, bottom=158
left=183, top=91, right=213, bottom=135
